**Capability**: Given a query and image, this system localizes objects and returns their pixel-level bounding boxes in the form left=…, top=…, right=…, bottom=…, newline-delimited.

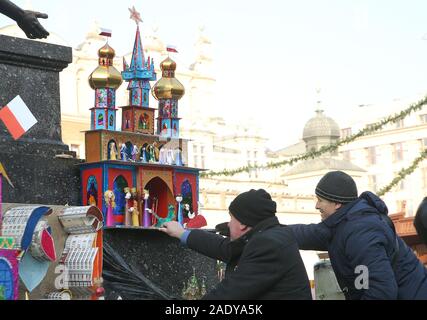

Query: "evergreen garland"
left=377, top=149, right=427, bottom=196
left=201, top=94, right=427, bottom=179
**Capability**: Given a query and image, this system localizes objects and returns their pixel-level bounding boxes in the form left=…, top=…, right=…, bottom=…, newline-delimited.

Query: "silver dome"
left=303, top=110, right=340, bottom=140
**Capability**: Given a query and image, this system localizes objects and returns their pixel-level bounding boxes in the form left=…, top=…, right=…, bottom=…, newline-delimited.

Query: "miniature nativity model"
left=80, top=19, right=206, bottom=230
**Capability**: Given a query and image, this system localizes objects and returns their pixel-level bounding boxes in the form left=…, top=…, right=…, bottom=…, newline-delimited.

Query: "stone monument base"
left=0, top=138, right=82, bottom=205
left=103, top=227, right=220, bottom=300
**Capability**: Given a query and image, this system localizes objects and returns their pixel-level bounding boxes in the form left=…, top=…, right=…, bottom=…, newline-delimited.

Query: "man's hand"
left=17, top=10, right=49, bottom=39
left=159, top=221, right=185, bottom=239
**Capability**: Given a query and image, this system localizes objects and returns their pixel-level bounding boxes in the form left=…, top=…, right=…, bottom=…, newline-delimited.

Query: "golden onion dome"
left=160, top=57, right=177, bottom=71
left=98, top=43, right=116, bottom=59
left=152, top=57, right=185, bottom=100
left=88, top=43, right=123, bottom=90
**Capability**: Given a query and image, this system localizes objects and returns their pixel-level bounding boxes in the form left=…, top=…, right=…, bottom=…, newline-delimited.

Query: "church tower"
left=121, top=25, right=157, bottom=135
left=88, top=42, right=123, bottom=130
left=152, top=56, right=185, bottom=139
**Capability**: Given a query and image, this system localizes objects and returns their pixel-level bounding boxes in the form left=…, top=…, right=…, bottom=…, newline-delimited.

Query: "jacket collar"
left=241, top=216, right=280, bottom=242
left=229, top=216, right=280, bottom=257
left=322, top=191, right=388, bottom=228
left=322, top=201, right=357, bottom=228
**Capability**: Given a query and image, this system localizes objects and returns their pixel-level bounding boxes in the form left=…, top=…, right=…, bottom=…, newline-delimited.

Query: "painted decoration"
left=0, top=250, right=19, bottom=300
left=108, top=111, right=115, bottom=130
left=181, top=180, right=193, bottom=220
left=113, top=175, right=129, bottom=224
left=87, top=176, right=98, bottom=206
left=97, top=113, right=104, bottom=126
left=125, top=113, right=131, bottom=129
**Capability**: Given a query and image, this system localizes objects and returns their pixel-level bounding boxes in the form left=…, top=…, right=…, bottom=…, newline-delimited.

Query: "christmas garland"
left=377, top=149, right=427, bottom=196
left=201, top=94, right=427, bottom=178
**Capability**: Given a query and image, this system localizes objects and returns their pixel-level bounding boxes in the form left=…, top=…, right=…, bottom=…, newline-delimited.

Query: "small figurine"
left=132, top=145, right=139, bottom=162
left=139, top=147, right=147, bottom=162
left=130, top=187, right=140, bottom=227
left=151, top=196, right=158, bottom=226
left=153, top=142, right=160, bottom=162
left=147, top=144, right=154, bottom=163
left=166, top=148, right=174, bottom=165
left=104, top=190, right=116, bottom=227
left=109, top=141, right=118, bottom=160
left=152, top=204, right=176, bottom=228
left=120, top=143, right=127, bottom=161
left=124, top=187, right=132, bottom=226
left=159, top=147, right=166, bottom=164
left=176, top=195, right=183, bottom=226
left=142, top=189, right=151, bottom=227
left=183, top=203, right=191, bottom=219
left=186, top=212, right=208, bottom=229
left=175, top=148, right=183, bottom=166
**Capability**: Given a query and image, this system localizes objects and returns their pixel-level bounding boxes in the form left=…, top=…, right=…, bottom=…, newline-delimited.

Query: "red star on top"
left=129, top=6, right=143, bottom=25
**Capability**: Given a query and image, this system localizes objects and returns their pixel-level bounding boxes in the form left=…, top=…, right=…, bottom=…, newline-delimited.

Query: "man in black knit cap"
left=290, top=170, right=427, bottom=300
left=161, top=189, right=312, bottom=300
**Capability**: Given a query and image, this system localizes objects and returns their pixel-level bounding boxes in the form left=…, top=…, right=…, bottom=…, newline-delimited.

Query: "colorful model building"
left=80, top=12, right=203, bottom=228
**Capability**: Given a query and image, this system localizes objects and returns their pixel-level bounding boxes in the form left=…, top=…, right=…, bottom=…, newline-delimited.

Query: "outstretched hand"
left=159, top=221, right=185, bottom=239
left=17, top=10, right=49, bottom=39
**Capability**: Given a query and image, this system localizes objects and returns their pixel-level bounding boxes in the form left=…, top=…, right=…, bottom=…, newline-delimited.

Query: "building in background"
left=338, top=95, right=427, bottom=217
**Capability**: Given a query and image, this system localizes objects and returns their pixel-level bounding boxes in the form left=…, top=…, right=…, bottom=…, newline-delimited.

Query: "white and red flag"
left=166, top=45, right=178, bottom=53
left=0, top=95, right=37, bottom=140
left=99, top=28, right=112, bottom=37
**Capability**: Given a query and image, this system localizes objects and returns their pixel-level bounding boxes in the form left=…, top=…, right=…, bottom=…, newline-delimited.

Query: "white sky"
left=2, top=0, right=427, bottom=150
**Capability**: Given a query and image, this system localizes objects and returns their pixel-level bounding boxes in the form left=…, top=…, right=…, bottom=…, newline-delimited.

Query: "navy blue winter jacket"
left=290, top=191, right=427, bottom=300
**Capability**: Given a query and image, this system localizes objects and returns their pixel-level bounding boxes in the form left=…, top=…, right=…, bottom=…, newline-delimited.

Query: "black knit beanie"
left=229, top=189, right=277, bottom=227
left=315, top=171, right=358, bottom=203
left=415, top=197, right=427, bottom=245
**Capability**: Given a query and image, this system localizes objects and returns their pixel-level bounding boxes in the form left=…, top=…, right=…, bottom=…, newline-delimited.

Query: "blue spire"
left=122, top=25, right=156, bottom=82
left=130, top=25, right=145, bottom=71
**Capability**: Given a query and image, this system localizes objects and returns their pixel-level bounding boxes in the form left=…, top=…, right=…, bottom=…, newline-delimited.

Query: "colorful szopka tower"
left=88, top=41, right=123, bottom=130
left=152, top=55, right=185, bottom=139
left=81, top=7, right=204, bottom=229
left=121, top=25, right=157, bottom=135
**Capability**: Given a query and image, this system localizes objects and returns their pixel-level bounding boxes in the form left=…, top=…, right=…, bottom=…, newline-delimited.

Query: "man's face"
left=315, top=196, right=342, bottom=221
left=228, top=212, right=249, bottom=241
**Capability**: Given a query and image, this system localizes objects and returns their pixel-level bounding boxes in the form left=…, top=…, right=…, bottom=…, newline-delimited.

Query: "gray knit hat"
left=315, top=171, right=358, bottom=203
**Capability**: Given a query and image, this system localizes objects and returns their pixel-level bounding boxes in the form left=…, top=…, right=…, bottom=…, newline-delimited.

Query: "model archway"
left=144, top=177, right=174, bottom=219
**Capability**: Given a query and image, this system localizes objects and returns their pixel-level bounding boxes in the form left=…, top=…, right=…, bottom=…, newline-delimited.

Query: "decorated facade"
left=80, top=15, right=204, bottom=229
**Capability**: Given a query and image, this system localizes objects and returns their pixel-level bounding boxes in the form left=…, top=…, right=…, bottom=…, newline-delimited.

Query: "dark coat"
left=187, top=216, right=312, bottom=300
left=290, top=191, right=427, bottom=300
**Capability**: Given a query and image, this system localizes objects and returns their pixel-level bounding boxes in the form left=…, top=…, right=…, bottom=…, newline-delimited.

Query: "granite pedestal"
left=0, top=35, right=81, bottom=205
left=103, top=228, right=220, bottom=300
